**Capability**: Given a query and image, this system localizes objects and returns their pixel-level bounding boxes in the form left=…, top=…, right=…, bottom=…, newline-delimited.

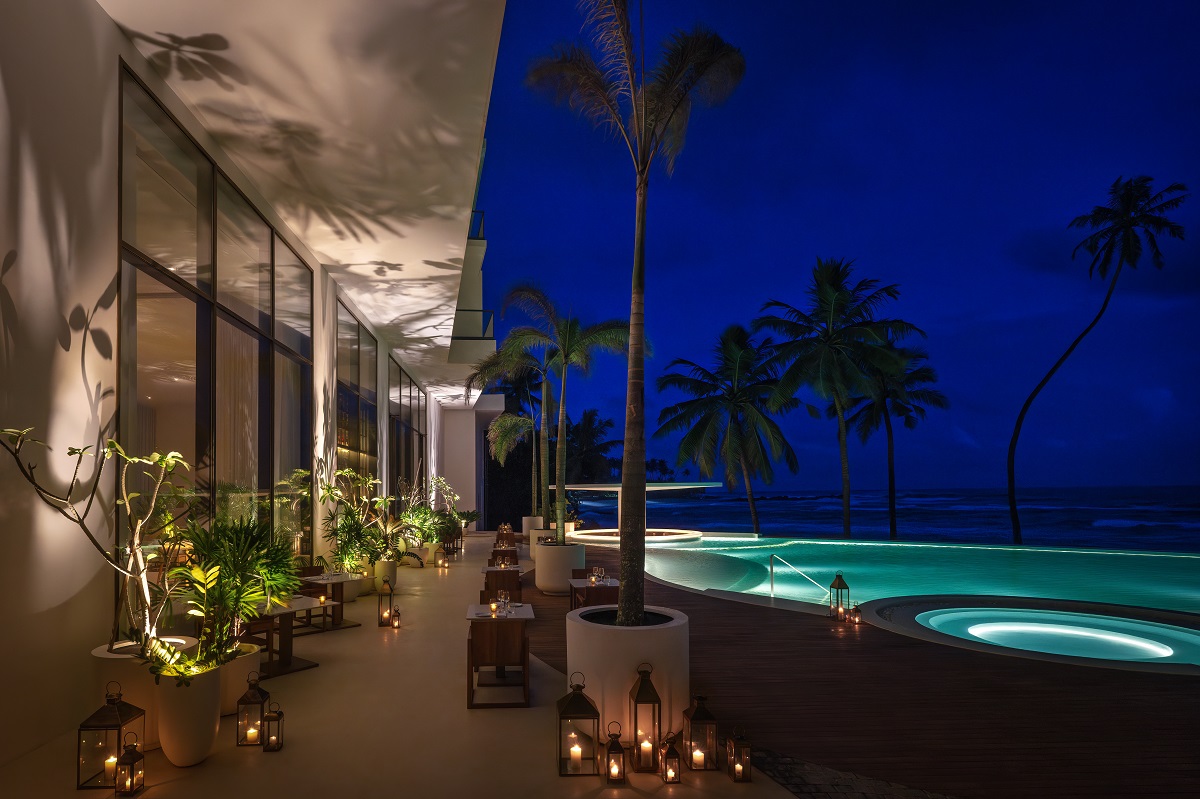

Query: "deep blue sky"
left=475, top=0, right=1200, bottom=492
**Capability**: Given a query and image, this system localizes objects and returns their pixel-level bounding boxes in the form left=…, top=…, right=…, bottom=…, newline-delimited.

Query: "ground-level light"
left=682, top=695, right=718, bottom=770
left=556, top=672, right=600, bottom=776
left=629, top=662, right=661, bottom=773
left=77, top=681, right=144, bottom=789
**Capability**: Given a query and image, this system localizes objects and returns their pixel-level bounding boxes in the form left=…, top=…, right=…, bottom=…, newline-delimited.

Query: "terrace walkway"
left=527, top=544, right=1200, bottom=799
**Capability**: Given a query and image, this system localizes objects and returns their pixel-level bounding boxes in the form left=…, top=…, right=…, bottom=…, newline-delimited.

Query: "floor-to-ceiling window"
left=388, top=357, right=426, bottom=495
left=119, top=69, right=315, bottom=557
left=336, top=302, right=377, bottom=478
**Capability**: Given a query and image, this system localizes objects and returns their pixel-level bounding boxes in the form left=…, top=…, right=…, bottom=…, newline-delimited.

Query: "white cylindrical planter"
left=219, top=644, right=263, bottom=716
left=342, top=577, right=361, bottom=602
left=566, top=605, right=690, bottom=736
left=521, top=515, right=543, bottom=541
left=374, top=560, right=398, bottom=592
left=157, top=668, right=221, bottom=767
left=533, top=541, right=585, bottom=595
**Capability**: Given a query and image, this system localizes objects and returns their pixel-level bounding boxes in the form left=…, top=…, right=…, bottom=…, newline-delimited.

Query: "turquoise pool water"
left=915, top=608, right=1200, bottom=664
left=644, top=538, right=1200, bottom=613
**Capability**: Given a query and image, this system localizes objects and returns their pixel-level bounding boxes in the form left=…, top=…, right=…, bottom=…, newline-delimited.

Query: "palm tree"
left=655, top=325, right=799, bottom=534
left=504, top=284, right=628, bottom=543
left=528, top=0, right=744, bottom=625
left=566, top=408, right=621, bottom=483
left=844, top=343, right=948, bottom=539
left=755, top=258, right=918, bottom=538
left=466, top=346, right=552, bottom=521
left=1007, top=176, right=1188, bottom=544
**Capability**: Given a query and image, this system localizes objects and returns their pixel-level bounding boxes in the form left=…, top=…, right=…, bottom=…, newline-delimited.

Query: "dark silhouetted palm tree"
left=528, top=0, right=744, bottom=625
left=1007, top=176, right=1188, bottom=544
left=504, top=285, right=628, bottom=543
left=844, top=344, right=948, bottom=539
left=755, top=258, right=917, bottom=538
left=567, top=409, right=620, bottom=483
left=655, top=325, right=799, bottom=534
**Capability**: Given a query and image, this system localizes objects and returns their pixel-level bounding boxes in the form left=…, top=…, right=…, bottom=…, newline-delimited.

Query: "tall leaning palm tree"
left=466, top=345, right=553, bottom=521
left=755, top=258, right=918, bottom=538
left=1007, top=176, right=1188, bottom=544
left=504, top=284, right=628, bottom=543
left=844, top=344, right=948, bottom=539
left=655, top=325, right=799, bottom=534
left=528, top=0, right=744, bottom=625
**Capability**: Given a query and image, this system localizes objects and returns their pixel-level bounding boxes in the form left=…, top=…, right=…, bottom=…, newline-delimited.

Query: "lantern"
left=378, top=577, right=394, bottom=627
left=556, top=672, right=600, bottom=776
left=263, top=702, right=284, bottom=752
left=236, top=671, right=269, bottom=746
left=829, top=571, right=850, bottom=621
left=113, top=732, right=144, bottom=795
left=682, top=695, right=718, bottom=770
left=391, top=606, right=402, bottom=628
left=726, top=727, right=752, bottom=782
left=434, top=544, right=448, bottom=568
left=660, top=732, right=682, bottom=784
left=77, top=681, right=145, bottom=789
left=628, top=662, right=661, bottom=772
left=605, top=721, right=626, bottom=784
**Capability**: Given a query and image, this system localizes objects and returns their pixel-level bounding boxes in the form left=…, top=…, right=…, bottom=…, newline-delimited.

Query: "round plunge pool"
left=867, top=596, right=1200, bottom=674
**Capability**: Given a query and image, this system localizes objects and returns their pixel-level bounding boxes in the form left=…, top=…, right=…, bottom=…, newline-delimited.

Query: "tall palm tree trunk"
left=540, top=379, right=551, bottom=521
left=739, top=457, right=760, bottom=535
left=883, top=406, right=897, bottom=539
left=834, top=395, right=852, bottom=538
left=556, top=371, right=569, bottom=543
left=618, top=175, right=649, bottom=626
left=1007, top=263, right=1124, bottom=545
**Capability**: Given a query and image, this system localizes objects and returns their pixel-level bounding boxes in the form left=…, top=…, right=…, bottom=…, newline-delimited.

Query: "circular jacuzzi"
left=566, top=527, right=703, bottom=545
left=865, top=595, right=1200, bottom=675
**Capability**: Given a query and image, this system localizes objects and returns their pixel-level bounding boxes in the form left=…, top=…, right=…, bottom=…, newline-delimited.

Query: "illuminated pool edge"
left=864, top=596, right=1200, bottom=676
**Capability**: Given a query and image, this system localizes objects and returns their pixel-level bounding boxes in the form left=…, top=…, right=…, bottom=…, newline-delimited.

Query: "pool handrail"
left=769, top=553, right=831, bottom=599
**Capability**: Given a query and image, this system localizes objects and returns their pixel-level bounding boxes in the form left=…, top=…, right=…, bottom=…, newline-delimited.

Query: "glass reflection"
left=215, top=317, right=269, bottom=523
left=274, top=236, right=312, bottom=359
left=216, top=177, right=271, bottom=330
left=275, top=352, right=312, bottom=557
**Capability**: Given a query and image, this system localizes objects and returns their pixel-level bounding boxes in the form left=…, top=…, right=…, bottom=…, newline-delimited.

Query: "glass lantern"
left=829, top=571, right=850, bottom=621
left=113, top=732, right=144, bottom=795
left=391, top=605, right=402, bottom=628
left=726, top=727, right=752, bottom=782
left=434, top=544, right=448, bottom=568
left=263, top=701, right=284, bottom=752
left=77, top=681, right=145, bottom=789
left=378, top=577, right=394, bottom=627
left=556, top=672, right=600, bottom=776
left=851, top=603, right=862, bottom=625
left=605, top=722, right=626, bottom=784
left=628, top=662, right=661, bottom=772
left=682, top=695, right=718, bottom=770
left=660, top=732, right=682, bottom=784
left=236, top=671, right=269, bottom=746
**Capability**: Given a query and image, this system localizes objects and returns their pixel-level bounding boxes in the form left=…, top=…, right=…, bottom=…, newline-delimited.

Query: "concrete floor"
left=16, top=533, right=794, bottom=798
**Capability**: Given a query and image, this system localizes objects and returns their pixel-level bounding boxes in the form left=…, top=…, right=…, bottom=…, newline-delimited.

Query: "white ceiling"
left=98, top=0, right=505, bottom=406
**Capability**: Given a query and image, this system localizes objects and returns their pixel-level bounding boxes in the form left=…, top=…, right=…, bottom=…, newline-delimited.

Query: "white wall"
left=441, top=408, right=479, bottom=512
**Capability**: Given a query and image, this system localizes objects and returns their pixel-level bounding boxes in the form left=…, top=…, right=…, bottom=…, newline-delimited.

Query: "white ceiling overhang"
left=97, top=0, right=505, bottom=407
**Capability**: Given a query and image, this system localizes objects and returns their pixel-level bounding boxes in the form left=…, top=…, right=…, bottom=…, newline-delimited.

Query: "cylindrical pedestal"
left=533, top=541, right=585, bottom=594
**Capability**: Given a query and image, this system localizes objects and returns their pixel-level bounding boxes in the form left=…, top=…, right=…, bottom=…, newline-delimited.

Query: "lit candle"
left=569, top=733, right=582, bottom=772
left=268, top=735, right=278, bottom=747
left=104, top=756, right=117, bottom=781
left=125, top=777, right=132, bottom=791
left=610, top=760, right=620, bottom=778
left=489, top=601, right=498, bottom=615
left=692, top=748, right=705, bottom=768
left=246, top=727, right=259, bottom=744
left=666, top=766, right=676, bottom=780
left=640, top=739, right=652, bottom=766
left=735, top=762, right=744, bottom=777
left=319, top=595, right=326, bottom=604
left=383, top=609, right=389, bottom=618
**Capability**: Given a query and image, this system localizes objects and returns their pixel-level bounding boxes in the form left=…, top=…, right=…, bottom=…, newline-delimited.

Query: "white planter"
left=156, top=668, right=221, bottom=767
left=521, top=516, right=543, bottom=540
left=566, top=605, right=690, bottom=738
left=219, top=644, right=263, bottom=716
left=91, top=636, right=198, bottom=750
left=374, top=560, right=398, bottom=592
left=533, top=542, right=585, bottom=595
left=342, top=576, right=361, bottom=602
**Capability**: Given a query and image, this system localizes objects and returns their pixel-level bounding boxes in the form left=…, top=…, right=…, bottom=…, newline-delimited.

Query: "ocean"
left=575, top=485, right=1200, bottom=553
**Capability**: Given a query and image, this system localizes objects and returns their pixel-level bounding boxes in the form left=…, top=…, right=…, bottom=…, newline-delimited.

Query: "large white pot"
left=521, top=516, right=543, bottom=540
left=566, top=605, right=690, bottom=738
left=533, top=541, right=585, bottom=595
left=219, top=644, right=263, bottom=716
left=156, top=668, right=221, bottom=767
left=374, top=560, right=398, bottom=592
left=91, top=636, right=198, bottom=750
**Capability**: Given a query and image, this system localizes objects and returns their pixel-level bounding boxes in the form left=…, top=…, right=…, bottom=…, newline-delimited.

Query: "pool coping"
left=861, top=594, right=1200, bottom=676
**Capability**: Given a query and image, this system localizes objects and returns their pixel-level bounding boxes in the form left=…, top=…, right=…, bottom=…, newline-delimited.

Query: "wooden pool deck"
left=524, top=545, right=1200, bottom=798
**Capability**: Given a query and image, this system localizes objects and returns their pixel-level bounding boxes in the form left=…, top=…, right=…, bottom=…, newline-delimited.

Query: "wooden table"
left=467, top=603, right=534, bottom=682
left=300, top=573, right=363, bottom=629
left=480, top=565, right=523, bottom=575
left=258, top=595, right=339, bottom=679
left=568, top=578, right=617, bottom=610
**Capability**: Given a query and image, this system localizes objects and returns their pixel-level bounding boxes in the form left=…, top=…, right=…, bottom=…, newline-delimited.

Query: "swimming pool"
left=643, top=537, right=1200, bottom=614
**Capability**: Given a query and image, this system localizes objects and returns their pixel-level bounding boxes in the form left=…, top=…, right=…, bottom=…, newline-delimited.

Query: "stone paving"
left=753, top=749, right=955, bottom=799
